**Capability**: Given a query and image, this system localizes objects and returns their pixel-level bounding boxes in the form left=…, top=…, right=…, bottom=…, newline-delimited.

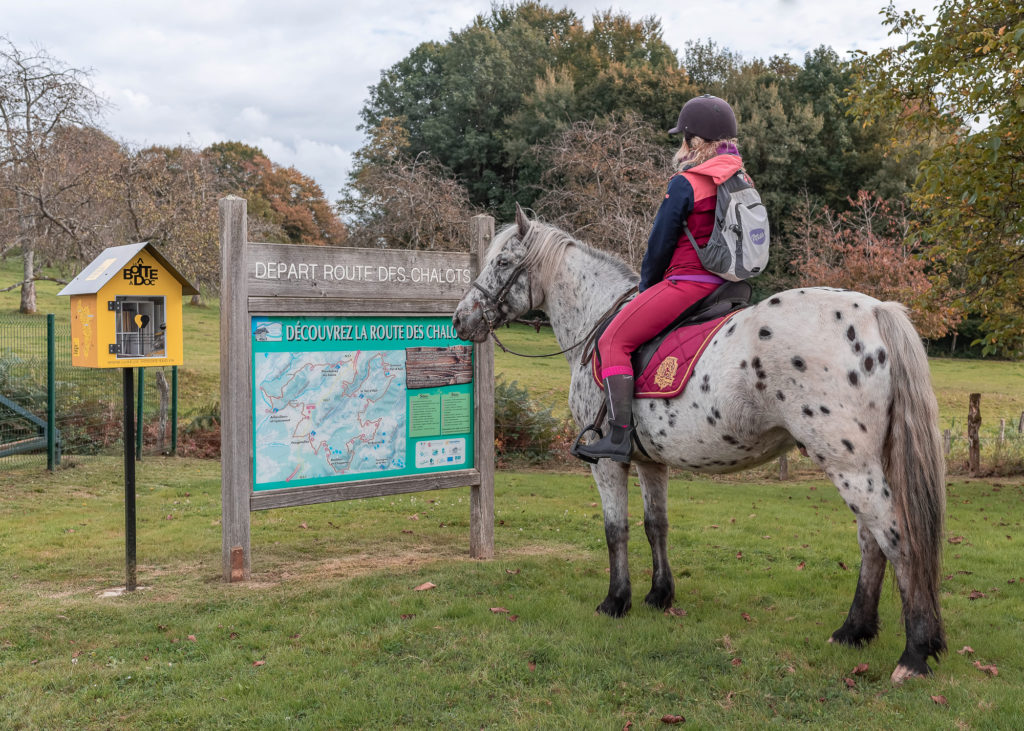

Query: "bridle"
left=470, top=259, right=533, bottom=333
left=470, top=253, right=636, bottom=360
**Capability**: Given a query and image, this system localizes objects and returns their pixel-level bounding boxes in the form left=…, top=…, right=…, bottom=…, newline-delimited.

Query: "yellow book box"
left=58, top=242, right=198, bottom=368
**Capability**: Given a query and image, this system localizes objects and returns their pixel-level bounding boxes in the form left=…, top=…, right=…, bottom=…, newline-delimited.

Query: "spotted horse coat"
left=453, top=206, right=946, bottom=683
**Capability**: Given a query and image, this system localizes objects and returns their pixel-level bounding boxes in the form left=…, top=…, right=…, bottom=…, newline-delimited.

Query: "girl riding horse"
left=576, top=95, right=755, bottom=463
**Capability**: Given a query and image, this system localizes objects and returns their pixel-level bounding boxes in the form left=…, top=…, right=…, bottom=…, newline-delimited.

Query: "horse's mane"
left=489, top=220, right=638, bottom=293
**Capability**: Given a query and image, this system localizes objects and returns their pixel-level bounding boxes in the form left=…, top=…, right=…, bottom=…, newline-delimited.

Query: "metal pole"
left=47, top=314, right=56, bottom=470
left=136, top=367, right=145, bottom=460
left=171, top=365, right=178, bottom=456
left=123, top=367, right=137, bottom=591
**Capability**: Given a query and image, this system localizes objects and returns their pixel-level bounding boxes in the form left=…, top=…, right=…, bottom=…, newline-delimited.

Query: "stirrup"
left=570, top=423, right=603, bottom=464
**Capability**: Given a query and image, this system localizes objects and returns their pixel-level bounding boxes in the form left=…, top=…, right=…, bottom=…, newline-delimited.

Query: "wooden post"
left=999, top=418, right=1006, bottom=444
left=943, top=429, right=951, bottom=455
left=469, top=214, right=495, bottom=560
left=155, top=369, right=170, bottom=454
left=220, top=196, right=252, bottom=581
left=778, top=452, right=789, bottom=481
left=968, top=393, right=981, bottom=477
left=1019, top=411, right=1024, bottom=434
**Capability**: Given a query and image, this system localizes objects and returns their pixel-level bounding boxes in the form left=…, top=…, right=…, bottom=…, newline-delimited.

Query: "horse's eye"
left=495, top=255, right=510, bottom=268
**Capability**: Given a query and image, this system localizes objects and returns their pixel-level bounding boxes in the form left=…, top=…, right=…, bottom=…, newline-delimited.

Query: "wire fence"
left=0, top=313, right=181, bottom=471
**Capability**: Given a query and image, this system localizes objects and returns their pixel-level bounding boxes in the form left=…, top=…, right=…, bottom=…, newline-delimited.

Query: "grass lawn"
left=1, top=457, right=1022, bottom=728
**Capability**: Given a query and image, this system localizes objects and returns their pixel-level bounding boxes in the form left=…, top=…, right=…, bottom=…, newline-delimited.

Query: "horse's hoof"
left=643, top=589, right=674, bottom=610
left=890, top=664, right=928, bottom=684
left=596, top=597, right=631, bottom=617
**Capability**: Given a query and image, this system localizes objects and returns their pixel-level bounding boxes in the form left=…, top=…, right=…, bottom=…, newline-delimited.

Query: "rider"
left=575, top=94, right=748, bottom=463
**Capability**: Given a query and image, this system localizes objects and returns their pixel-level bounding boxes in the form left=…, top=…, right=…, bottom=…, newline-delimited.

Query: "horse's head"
left=453, top=204, right=539, bottom=342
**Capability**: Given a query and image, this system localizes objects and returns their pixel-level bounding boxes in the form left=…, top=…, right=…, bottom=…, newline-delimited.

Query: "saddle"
left=589, top=280, right=752, bottom=399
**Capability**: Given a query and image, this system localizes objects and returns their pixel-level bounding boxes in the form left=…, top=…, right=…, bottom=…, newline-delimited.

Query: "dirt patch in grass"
left=239, top=541, right=587, bottom=589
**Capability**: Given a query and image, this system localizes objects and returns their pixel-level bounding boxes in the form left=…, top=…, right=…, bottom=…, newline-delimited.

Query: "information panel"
left=251, top=315, right=474, bottom=491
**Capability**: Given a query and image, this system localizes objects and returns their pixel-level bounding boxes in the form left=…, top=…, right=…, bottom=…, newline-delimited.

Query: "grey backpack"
left=683, top=170, right=769, bottom=281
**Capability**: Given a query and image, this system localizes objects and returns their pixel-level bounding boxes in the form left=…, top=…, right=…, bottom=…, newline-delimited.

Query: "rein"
left=488, top=285, right=637, bottom=360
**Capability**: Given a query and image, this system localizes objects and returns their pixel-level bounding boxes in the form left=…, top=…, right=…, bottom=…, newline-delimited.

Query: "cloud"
left=4, top=0, right=925, bottom=202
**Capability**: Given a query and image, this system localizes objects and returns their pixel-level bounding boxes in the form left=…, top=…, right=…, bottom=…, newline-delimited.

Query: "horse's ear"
left=515, top=203, right=530, bottom=238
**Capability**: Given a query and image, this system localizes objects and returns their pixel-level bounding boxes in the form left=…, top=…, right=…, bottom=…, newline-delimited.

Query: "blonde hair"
left=673, top=135, right=739, bottom=171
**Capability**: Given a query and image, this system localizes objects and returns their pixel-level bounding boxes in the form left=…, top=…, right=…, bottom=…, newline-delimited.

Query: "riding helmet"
left=668, top=94, right=737, bottom=141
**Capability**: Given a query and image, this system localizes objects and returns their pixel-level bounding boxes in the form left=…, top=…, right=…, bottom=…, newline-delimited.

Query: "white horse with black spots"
left=452, top=208, right=947, bottom=683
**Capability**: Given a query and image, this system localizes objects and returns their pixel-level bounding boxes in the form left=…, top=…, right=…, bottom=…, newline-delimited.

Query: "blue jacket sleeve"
left=639, top=175, right=694, bottom=292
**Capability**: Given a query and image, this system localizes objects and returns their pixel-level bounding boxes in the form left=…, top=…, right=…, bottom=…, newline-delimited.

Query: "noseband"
left=471, top=260, right=533, bottom=331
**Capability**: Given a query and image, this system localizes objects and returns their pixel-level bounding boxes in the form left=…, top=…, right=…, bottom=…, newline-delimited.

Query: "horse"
left=452, top=206, right=947, bottom=683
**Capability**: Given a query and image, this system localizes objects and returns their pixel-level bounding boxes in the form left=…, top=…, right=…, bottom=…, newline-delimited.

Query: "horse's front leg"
left=636, top=460, right=674, bottom=609
left=593, top=458, right=632, bottom=617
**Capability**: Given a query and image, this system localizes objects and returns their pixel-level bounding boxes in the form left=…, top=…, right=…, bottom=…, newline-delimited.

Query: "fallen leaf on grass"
left=253, top=660, right=265, bottom=667
left=852, top=663, right=869, bottom=675
left=408, top=514, right=419, bottom=521
left=660, top=715, right=685, bottom=724
left=413, top=582, right=436, bottom=591
left=844, top=677, right=856, bottom=688
left=931, top=695, right=948, bottom=706
left=507, top=615, right=519, bottom=622
left=400, top=614, right=415, bottom=620
left=299, top=522, right=308, bottom=529
left=187, top=635, right=197, bottom=642
left=838, top=562, right=849, bottom=571
left=505, top=569, right=521, bottom=575
left=490, top=607, right=510, bottom=614
left=731, top=658, right=742, bottom=666
left=968, top=590, right=987, bottom=600
left=527, top=661, right=536, bottom=672
left=948, top=536, right=964, bottom=544
left=796, top=562, right=805, bottom=571
left=741, top=612, right=752, bottom=622
left=736, top=551, right=743, bottom=559
left=957, top=646, right=974, bottom=655
left=664, top=607, right=687, bottom=617
left=974, top=661, right=998, bottom=676
left=401, top=529, right=413, bottom=534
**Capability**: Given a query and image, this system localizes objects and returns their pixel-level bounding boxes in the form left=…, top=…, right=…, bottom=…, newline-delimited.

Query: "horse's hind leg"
left=593, top=458, right=632, bottom=617
left=636, top=461, right=674, bottom=609
left=830, top=520, right=886, bottom=647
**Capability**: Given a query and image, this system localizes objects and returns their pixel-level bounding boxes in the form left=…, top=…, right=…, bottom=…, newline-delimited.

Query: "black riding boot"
left=575, top=374, right=634, bottom=463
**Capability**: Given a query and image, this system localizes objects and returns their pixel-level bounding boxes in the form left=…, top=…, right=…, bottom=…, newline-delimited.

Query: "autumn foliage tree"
left=851, top=0, right=1024, bottom=355
left=204, top=141, right=347, bottom=246
left=789, top=190, right=961, bottom=338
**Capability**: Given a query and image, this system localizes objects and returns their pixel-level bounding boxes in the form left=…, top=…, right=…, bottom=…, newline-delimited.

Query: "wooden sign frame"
left=219, top=196, right=494, bottom=581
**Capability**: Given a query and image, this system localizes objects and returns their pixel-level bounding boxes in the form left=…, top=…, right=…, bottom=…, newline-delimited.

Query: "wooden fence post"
left=943, top=429, right=951, bottom=456
left=999, top=419, right=1006, bottom=444
left=968, top=393, right=981, bottom=477
left=778, top=452, right=789, bottom=481
left=220, top=196, right=252, bottom=581
left=469, top=214, right=495, bottom=560
left=1018, top=411, right=1024, bottom=433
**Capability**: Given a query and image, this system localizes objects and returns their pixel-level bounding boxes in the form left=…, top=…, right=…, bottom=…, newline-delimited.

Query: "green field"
left=1, top=458, right=1022, bottom=728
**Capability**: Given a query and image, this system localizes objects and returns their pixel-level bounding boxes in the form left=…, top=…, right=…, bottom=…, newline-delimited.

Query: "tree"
left=851, top=0, right=1024, bottom=355
left=204, top=141, right=347, bottom=246
left=358, top=2, right=693, bottom=219
left=789, top=190, right=961, bottom=338
left=0, top=37, right=107, bottom=313
left=115, top=144, right=220, bottom=297
left=338, top=118, right=479, bottom=250
left=531, top=112, right=668, bottom=269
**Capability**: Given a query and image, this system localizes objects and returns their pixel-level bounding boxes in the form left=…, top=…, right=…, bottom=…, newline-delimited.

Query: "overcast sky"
left=4, top=0, right=927, bottom=202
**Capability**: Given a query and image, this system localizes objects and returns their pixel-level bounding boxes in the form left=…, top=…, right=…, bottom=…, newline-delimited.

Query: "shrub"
left=493, top=377, right=570, bottom=464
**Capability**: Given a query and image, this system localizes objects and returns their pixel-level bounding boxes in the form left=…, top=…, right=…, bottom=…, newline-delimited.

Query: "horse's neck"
left=543, top=246, right=634, bottom=365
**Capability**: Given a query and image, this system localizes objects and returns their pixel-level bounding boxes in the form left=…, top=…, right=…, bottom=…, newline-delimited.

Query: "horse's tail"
left=875, top=302, right=946, bottom=651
